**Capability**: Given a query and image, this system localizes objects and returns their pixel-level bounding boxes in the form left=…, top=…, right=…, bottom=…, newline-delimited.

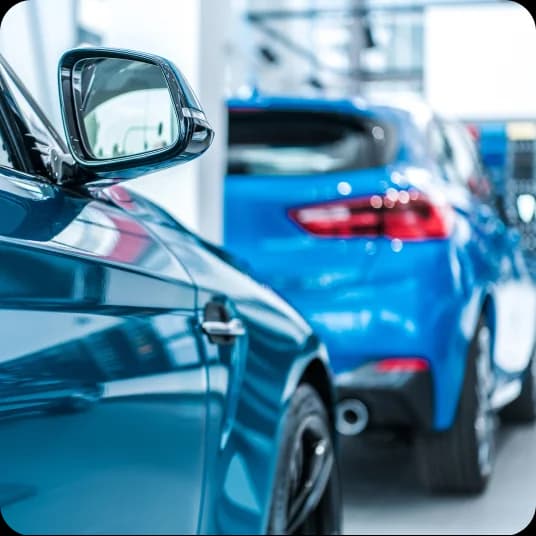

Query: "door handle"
left=202, top=318, right=246, bottom=338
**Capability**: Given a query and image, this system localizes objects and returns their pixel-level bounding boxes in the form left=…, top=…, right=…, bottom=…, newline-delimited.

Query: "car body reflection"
left=0, top=173, right=209, bottom=532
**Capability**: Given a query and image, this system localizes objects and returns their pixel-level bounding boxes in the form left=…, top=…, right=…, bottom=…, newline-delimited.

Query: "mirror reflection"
left=73, top=57, right=179, bottom=160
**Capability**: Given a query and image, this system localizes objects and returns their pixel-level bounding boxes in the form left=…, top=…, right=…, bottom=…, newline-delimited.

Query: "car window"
left=0, top=128, right=13, bottom=169
left=0, top=60, right=66, bottom=176
left=427, top=118, right=460, bottom=184
left=443, top=121, right=481, bottom=186
left=428, top=119, right=448, bottom=163
left=227, top=110, right=397, bottom=175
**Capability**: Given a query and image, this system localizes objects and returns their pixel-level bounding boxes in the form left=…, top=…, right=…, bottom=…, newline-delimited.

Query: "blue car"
left=225, top=95, right=536, bottom=494
left=0, top=51, right=342, bottom=534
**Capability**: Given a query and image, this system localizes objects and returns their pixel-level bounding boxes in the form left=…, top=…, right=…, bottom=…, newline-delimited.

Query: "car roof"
left=226, top=92, right=437, bottom=130
left=367, top=91, right=438, bottom=132
left=228, top=93, right=377, bottom=117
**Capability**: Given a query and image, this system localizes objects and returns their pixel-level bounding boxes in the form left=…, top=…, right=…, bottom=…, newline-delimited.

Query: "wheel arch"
left=260, top=348, right=338, bottom=535
left=298, top=357, right=337, bottom=435
left=480, top=290, right=497, bottom=357
left=433, top=286, right=496, bottom=430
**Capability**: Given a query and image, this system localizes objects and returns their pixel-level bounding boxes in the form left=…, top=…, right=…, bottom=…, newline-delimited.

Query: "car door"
left=104, top=184, right=322, bottom=535
left=441, top=119, right=536, bottom=380
left=0, top=63, right=208, bottom=534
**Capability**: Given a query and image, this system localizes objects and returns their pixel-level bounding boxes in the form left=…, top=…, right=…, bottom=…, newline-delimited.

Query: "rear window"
left=227, top=110, right=397, bottom=176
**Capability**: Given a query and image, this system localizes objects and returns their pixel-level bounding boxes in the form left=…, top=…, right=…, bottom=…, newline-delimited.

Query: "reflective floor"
left=341, top=423, right=536, bottom=534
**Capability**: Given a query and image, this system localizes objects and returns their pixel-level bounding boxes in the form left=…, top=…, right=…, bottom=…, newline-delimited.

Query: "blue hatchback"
left=225, top=94, right=536, bottom=493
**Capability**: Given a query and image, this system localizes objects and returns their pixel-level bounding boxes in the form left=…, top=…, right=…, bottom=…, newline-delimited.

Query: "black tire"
left=267, top=383, right=342, bottom=535
left=500, top=352, right=536, bottom=423
left=415, top=318, right=496, bottom=494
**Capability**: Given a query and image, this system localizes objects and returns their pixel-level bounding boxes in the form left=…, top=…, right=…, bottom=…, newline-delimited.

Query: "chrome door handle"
left=201, top=318, right=246, bottom=338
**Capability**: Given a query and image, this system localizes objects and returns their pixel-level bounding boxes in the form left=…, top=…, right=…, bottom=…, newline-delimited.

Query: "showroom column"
left=197, top=0, right=230, bottom=244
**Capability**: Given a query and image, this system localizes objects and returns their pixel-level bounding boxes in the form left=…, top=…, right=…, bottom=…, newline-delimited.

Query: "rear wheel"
left=267, top=384, right=342, bottom=535
left=415, top=318, right=496, bottom=494
left=500, top=351, right=536, bottom=423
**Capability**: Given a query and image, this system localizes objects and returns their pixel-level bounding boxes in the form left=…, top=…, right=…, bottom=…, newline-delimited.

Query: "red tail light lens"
left=375, top=358, right=429, bottom=373
left=288, top=191, right=452, bottom=240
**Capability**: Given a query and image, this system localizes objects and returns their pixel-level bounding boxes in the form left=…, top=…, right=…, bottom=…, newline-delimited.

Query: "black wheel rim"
left=474, top=325, right=495, bottom=478
left=284, top=415, right=334, bottom=535
left=531, top=356, right=536, bottom=409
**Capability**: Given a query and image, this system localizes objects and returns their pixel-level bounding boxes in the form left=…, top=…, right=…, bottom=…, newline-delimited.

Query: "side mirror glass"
left=73, top=57, right=179, bottom=160
left=58, top=48, right=214, bottom=181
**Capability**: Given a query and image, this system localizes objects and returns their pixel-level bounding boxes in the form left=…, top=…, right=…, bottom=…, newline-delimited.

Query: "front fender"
left=198, top=293, right=333, bottom=534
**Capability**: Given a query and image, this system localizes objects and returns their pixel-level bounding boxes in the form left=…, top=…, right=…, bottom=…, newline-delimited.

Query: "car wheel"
left=267, top=383, right=342, bottom=535
left=500, top=350, right=536, bottom=423
left=415, top=317, right=496, bottom=494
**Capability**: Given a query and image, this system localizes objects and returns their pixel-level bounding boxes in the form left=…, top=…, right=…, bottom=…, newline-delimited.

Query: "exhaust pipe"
left=336, top=399, right=369, bottom=436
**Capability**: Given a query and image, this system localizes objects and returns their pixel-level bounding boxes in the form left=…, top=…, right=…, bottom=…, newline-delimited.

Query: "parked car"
left=0, top=50, right=342, bottom=534
left=225, top=94, right=536, bottom=494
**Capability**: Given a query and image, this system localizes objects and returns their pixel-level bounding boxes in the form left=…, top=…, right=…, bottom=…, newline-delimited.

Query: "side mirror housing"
left=58, top=47, right=214, bottom=183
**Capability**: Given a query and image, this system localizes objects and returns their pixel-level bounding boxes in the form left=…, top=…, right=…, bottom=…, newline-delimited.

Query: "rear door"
left=0, top=65, right=207, bottom=534
left=441, top=119, right=536, bottom=377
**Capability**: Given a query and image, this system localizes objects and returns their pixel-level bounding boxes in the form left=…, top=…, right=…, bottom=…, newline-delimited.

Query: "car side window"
left=0, top=61, right=66, bottom=177
left=0, top=129, right=14, bottom=169
left=442, top=122, right=481, bottom=187
left=440, top=120, right=503, bottom=211
left=428, top=120, right=447, bottom=163
left=427, top=119, right=459, bottom=184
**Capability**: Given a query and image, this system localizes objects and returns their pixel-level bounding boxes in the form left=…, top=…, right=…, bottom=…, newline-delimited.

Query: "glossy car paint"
left=225, top=95, right=536, bottom=430
left=0, top=58, right=334, bottom=534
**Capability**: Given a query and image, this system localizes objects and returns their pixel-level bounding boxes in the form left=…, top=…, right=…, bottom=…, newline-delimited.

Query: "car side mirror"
left=58, top=47, right=214, bottom=182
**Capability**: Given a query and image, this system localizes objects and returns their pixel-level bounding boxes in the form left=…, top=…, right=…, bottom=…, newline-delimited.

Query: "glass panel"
left=0, top=132, right=13, bottom=169
left=228, top=110, right=396, bottom=175
left=73, top=58, right=180, bottom=160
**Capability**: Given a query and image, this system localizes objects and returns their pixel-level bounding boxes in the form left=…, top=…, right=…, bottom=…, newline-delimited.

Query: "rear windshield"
left=227, top=110, right=397, bottom=176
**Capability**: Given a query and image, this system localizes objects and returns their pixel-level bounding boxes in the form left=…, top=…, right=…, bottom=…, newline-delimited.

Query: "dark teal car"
left=0, top=49, right=341, bottom=534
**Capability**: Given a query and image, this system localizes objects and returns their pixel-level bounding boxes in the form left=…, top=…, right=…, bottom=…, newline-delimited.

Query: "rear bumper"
left=336, top=362, right=434, bottom=431
left=278, top=268, right=477, bottom=431
left=283, top=276, right=441, bottom=373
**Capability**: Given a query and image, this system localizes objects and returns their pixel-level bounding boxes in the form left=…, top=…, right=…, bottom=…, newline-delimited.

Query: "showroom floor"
left=341, top=423, right=535, bottom=534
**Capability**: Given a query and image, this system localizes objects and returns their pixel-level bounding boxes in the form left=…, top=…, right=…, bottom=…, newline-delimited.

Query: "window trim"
left=0, top=55, right=67, bottom=154
left=0, top=77, right=32, bottom=173
left=0, top=55, right=68, bottom=180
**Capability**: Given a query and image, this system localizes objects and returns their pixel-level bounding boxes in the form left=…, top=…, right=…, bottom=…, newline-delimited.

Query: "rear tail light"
left=375, top=358, right=429, bottom=373
left=288, top=190, right=452, bottom=240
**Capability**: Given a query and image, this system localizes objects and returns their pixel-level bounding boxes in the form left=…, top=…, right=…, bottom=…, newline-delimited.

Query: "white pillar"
left=0, top=0, right=77, bottom=131
left=197, top=0, right=230, bottom=244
